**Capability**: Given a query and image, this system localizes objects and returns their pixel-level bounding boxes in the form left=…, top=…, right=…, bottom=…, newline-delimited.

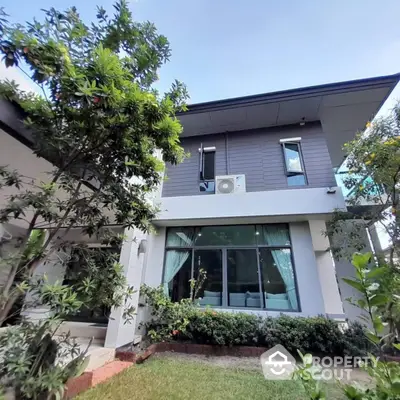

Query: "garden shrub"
left=140, top=284, right=370, bottom=357
left=342, top=321, right=376, bottom=357
left=258, top=315, right=345, bottom=356
left=184, top=310, right=261, bottom=346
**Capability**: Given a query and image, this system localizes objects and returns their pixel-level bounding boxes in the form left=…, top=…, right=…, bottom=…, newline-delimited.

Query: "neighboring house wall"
left=162, top=122, right=336, bottom=197
left=0, top=128, right=116, bottom=229
left=0, top=128, right=55, bottom=227
left=0, top=223, right=29, bottom=289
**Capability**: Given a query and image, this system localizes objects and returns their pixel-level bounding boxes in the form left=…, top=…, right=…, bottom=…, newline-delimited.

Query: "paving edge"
left=65, top=360, right=132, bottom=399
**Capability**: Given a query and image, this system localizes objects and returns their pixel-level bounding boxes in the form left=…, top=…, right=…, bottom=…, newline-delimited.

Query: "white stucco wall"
left=315, top=251, right=344, bottom=317
left=142, top=227, right=166, bottom=288
left=0, top=129, right=55, bottom=229
left=155, top=187, right=346, bottom=226
left=0, top=129, right=115, bottom=229
left=289, top=222, right=325, bottom=316
left=308, top=220, right=344, bottom=318
left=105, top=228, right=148, bottom=348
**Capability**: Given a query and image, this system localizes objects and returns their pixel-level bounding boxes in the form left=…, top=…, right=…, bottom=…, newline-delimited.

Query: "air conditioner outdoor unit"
left=215, top=175, right=246, bottom=194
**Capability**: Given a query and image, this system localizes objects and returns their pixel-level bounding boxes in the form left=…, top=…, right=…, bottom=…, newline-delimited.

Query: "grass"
left=77, top=356, right=344, bottom=400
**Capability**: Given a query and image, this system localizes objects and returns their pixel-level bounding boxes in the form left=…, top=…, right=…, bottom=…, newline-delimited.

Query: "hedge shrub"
left=140, top=285, right=372, bottom=357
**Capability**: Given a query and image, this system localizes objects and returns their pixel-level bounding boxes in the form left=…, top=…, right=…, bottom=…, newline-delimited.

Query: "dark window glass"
left=194, top=249, right=222, bottom=306
left=164, top=250, right=192, bottom=302
left=64, top=247, right=119, bottom=323
left=259, top=248, right=299, bottom=311
left=227, top=249, right=261, bottom=308
left=195, top=225, right=257, bottom=246
left=202, top=151, right=215, bottom=180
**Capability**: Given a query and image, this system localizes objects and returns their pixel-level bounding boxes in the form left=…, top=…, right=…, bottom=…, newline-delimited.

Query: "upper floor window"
left=280, top=139, right=307, bottom=186
left=199, top=146, right=216, bottom=192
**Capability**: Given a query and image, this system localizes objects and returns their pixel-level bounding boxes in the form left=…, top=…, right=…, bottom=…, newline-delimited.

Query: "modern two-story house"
left=135, top=73, right=400, bottom=340
left=1, top=73, right=399, bottom=354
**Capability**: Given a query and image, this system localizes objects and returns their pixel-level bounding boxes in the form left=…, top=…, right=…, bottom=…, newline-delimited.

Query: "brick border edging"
left=116, top=342, right=268, bottom=363
left=64, top=361, right=132, bottom=399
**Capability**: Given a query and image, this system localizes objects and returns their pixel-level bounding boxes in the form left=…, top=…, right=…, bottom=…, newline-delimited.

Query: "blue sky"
left=2, top=0, right=400, bottom=110
left=2, top=0, right=398, bottom=247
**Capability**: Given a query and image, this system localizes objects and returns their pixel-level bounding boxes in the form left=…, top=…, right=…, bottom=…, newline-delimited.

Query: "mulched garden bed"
left=116, top=341, right=269, bottom=363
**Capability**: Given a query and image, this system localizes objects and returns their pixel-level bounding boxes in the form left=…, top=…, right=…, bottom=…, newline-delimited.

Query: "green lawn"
left=77, top=356, right=343, bottom=400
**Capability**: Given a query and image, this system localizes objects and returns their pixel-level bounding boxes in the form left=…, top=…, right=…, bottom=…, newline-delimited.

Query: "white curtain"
left=163, top=250, right=191, bottom=296
left=163, top=228, right=195, bottom=297
left=263, top=226, right=298, bottom=310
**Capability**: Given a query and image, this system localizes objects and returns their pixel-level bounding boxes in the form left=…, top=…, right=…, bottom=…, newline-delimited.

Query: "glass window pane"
left=203, top=151, right=215, bottom=180
left=195, top=225, right=256, bottom=246
left=259, top=248, right=298, bottom=311
left=256, top=224, right=291, bottom=246
left=166, top=227, right=195, bottom=247
left=227, top=249, right=261, bottom=308
left=163, top=250, right=192, bottom=301
left=194, top=249, right=222, bottom=307
left=288, top=174, right=306, bottom=186
left=284, top=143, right=303, bottom=173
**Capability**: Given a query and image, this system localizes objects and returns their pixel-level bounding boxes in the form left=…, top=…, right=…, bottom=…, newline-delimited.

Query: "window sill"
left=197, top=306, right=300, bottom=313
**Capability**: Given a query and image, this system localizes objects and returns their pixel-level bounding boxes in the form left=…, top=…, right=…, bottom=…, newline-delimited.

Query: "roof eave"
left=180, top=73, right=400, bottom=115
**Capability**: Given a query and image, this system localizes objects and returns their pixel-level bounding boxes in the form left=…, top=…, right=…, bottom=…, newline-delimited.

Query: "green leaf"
left=393, top=343, right=400, bottom=351
left=366, top=267, right=386, bottom=279
left=74, top=356, right=90, bottom=378
left=342, top=278, right=364, bottom=292
left=391, top=382, right=400, bottom=394
left=352, top=252, right=372, bottom=269
left=369, top=294, right=389, bottom=306
left=372, top=316, right=385, bottom=334
left=365, top=330, right=380, bottom=344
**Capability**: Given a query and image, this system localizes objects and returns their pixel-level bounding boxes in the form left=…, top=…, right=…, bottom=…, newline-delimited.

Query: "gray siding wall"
left=162, top=122, right=336, bottom=197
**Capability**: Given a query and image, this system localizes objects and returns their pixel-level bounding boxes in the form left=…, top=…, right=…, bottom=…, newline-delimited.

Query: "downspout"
left=225, top=132, right=229, bottom=175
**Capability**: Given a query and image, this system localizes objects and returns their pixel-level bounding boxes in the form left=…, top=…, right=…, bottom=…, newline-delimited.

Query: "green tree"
left=0, top=1, right=188, bottom=330
left=0, top=1, right=188, bottom=397
left=327, top=104, right=400, bottom=338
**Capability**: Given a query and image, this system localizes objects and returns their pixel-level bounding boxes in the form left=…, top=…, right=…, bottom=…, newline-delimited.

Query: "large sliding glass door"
left=195, top=250, right=223, bottom=306
left=227, top=249, right=262, bottom=308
